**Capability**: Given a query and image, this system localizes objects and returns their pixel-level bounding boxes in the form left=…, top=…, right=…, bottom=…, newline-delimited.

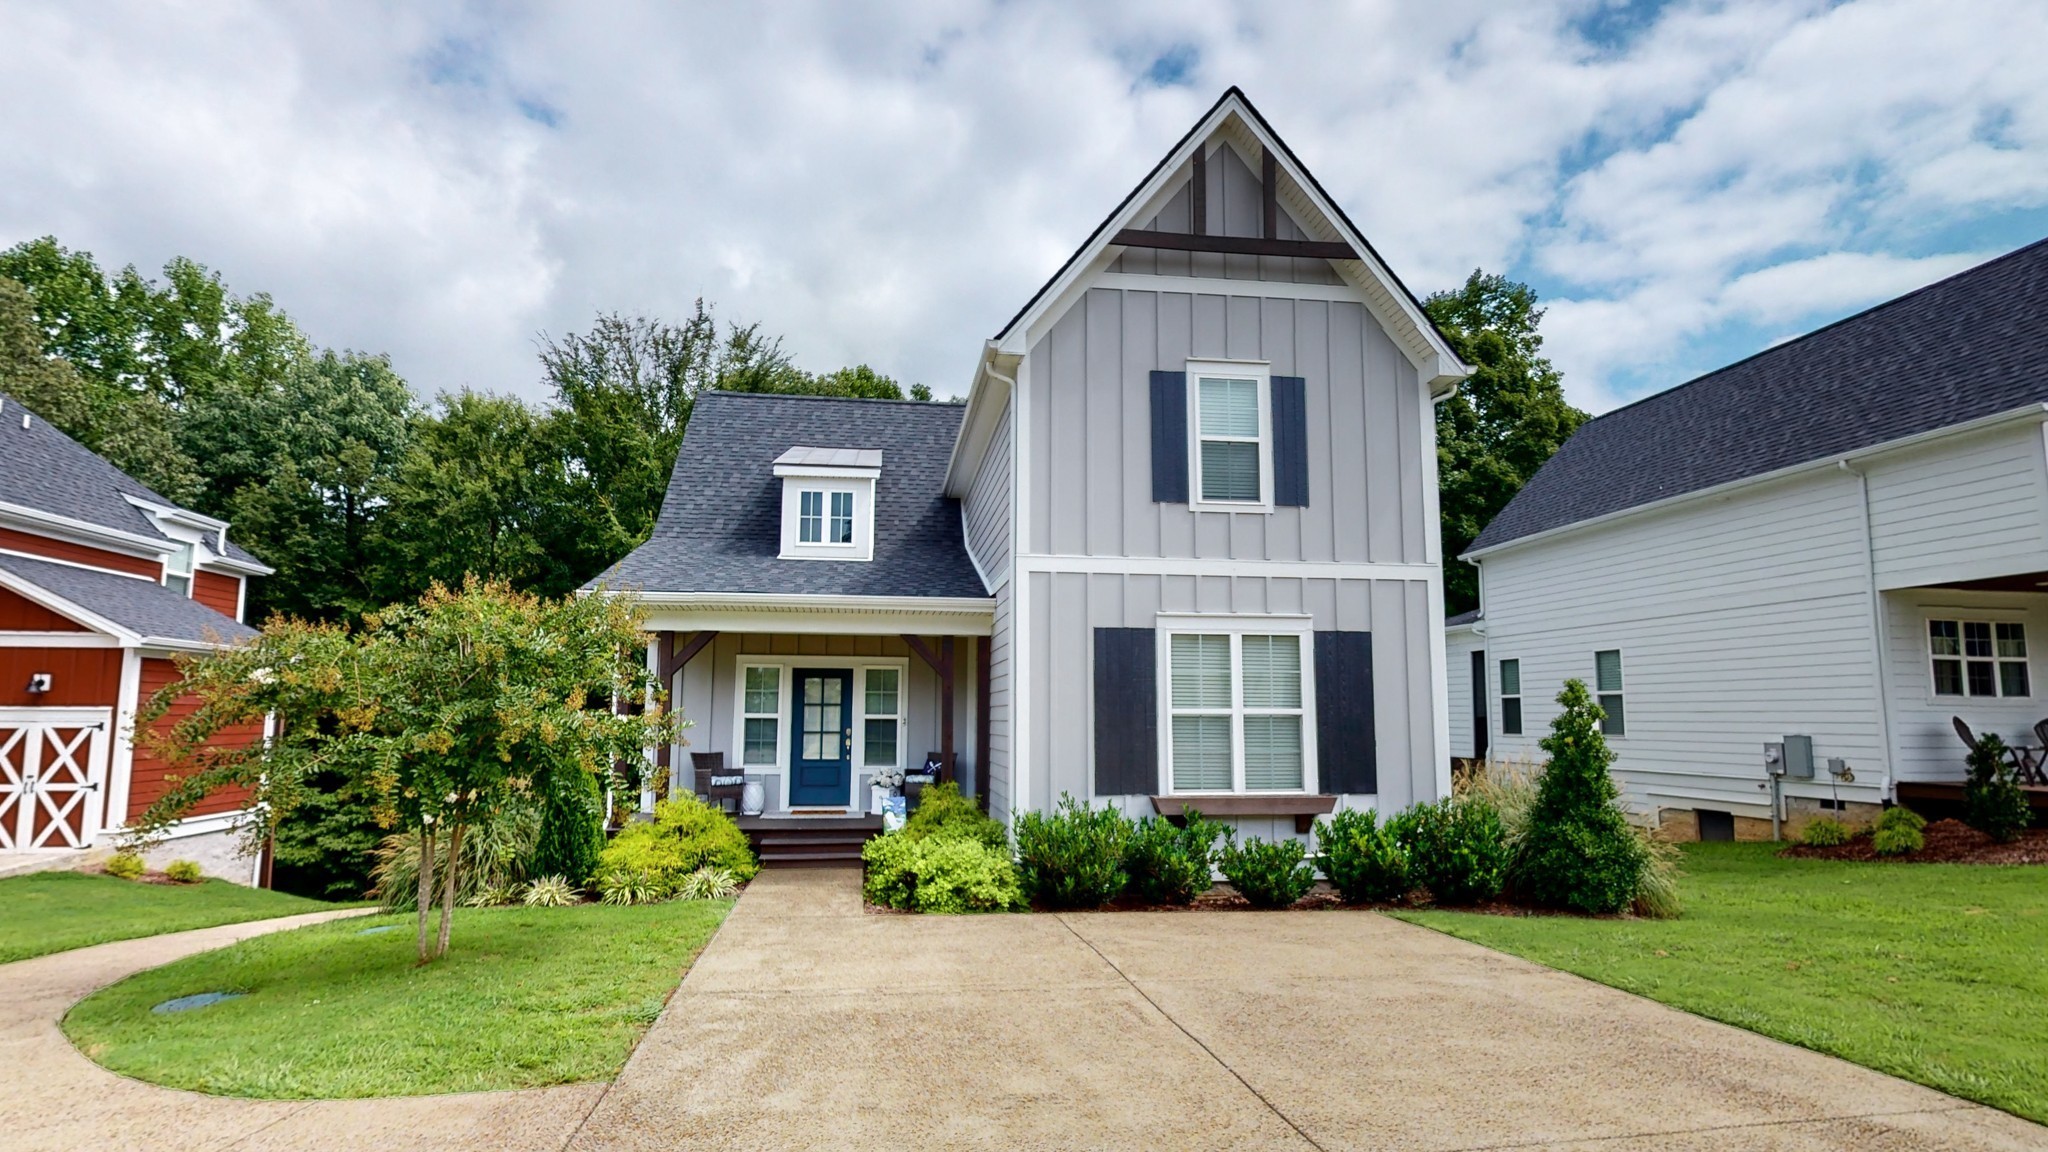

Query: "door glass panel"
left=800, top=676, right=845, bottom=761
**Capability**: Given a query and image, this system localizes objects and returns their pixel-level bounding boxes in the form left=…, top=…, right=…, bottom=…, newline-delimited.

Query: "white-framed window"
left=775, top=447, right=879, bottom=560
left=1157, top=615, right=1314, bottom=794
left=1499, top=658, right=1522, bottom=736
left=1929, top=619, right=2030, bottom=698
left=1186, top=359, right=1273, bottom=512
left=1594, top=649, right=1625, bottom=737
left=739, top=665, right=784, bottom=767
left=862, top=667, right=901, bottom=768
left=163, top=542, right=195, bottom=597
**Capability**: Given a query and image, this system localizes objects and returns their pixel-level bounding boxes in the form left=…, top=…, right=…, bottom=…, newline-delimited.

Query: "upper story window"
left=163, top=542, right=195, bottom=597
left=1187, top=360, right=1271, bottom=511
left=1930, top=619, right=2029, bottom=698
left=776, top=447, right=880, bottom=562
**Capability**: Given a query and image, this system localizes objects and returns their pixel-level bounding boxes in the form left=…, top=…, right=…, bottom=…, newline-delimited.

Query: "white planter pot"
left=740, top=780, right=766, bottom=817
left=869, top=784, right=889, bottom=816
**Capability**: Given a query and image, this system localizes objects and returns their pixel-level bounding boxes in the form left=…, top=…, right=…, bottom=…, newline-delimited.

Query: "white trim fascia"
left=1463, top=403, right=2048, bottom=562
left=0, top=501, right=173, bottom=560
left=1093, top=271, right=1374, bottom=303
left=942, top=344, right=1018, bottom=497
left=773, top=463, right=883, bottom=481
left=1016, top=554, right=1438, bottom=582
left=1010, top=348, right=1032, bottom=822
left=0, top=546, right=155, bottom=581
left=0, top=632, right=121, bottom=648
left=103, top=807, right=254, bottom=843
left=636, top=594, right=994, bottom=637
left=123, top=493, right=230, bottom=534
left=198, top=556, right=273, bottom=578
left=139, top=636, right=245, bottom=655
left=633, top=592, right=995, bottom=614
left=0, top=566, right=138, bottom=641
left=107, top=647, right=142, bottom=829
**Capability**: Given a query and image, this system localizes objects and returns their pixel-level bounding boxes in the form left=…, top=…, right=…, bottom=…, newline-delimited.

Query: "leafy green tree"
left=1511, top=679, right=1647, bottom=914
left=1426, top=271, right=1587, bottom=614
left=131, top=579, right=679, bottom=961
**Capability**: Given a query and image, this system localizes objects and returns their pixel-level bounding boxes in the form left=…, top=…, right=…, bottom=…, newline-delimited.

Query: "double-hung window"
left=1498, top=659, right=1522, bottom=736
left=163, top=542, right=195, bottom=597
left=1594, top=649, right=1625, bottom=737
left=796, top=490, right=855, bottom=545
left=1165, top=627, right=1311, bottom=793
left=862, top=668, right=901, bottom=768
left=1930, top=619, right=2030, bottom=698
left=740, top=666, right=783, bottom=767
left=1188, top=362, right=1270, bottom=509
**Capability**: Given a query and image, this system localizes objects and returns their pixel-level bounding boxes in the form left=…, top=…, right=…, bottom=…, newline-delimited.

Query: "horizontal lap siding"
left=1445, top=629, right=1482, bottom=760
left=0, top=526, right=161, bottom=578
left=987, top=579, right=1013, bottom=822
left=1864, top=424, right=2048, bottom=588
left=963, top=403, right=1012, bottom=590
left=193, top=571, right=242, bottom=620
left=1028, top=287, right=1422, bottom=564
left=127, top=657, right=256, bottom=820
left=1481, top=470, right=1885, bottom=817
left=1884, top=588, right=2048, bottom=783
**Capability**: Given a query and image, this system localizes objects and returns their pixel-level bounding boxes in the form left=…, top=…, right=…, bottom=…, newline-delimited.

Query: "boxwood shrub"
left=1122, top=811, right=1222, bottom=905
left=1013, top=795, right=1133, bottom=909
left=861, top=832, right=1020, bottom=913
left=1216, top=833, right=1317, bottom=909
left=1315, top=807, right=1410, bottom=904
left=595, top=795, right=758, bottom=894
left=1388, top=797, right=1508, bottom=905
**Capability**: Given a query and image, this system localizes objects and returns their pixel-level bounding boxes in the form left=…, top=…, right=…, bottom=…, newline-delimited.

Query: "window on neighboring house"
left=1166, top=631, right=1308, bottom=793
left=1499, top=658, right=1522, bottom=736
left=740, top=666, right=782, bottom=766
left=862, top=667, right=900, bottom=767
left=163, top=542, right=195, bottom=597
left=1193, top=371, right=1266, bottom=505
left=1595, top=649, right=1625, bottom=737
left=1930, top=619, right=2029, bottom=698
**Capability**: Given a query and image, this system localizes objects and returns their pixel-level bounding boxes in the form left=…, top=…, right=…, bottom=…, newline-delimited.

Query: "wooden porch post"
left=656, top=630, right=719, bottom=782
left=974, top=636, right=990, bottom=808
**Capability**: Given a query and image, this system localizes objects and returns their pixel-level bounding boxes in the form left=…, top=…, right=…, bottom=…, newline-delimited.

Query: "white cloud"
left=0, top=0, right=2042, bottom=411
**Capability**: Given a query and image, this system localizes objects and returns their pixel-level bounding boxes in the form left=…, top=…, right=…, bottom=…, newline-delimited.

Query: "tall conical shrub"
left=531, top=768, right=606, bottom=885
left=1511, top=678, right=1646, bottom=914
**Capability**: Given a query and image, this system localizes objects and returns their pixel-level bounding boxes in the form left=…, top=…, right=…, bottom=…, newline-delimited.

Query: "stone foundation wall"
left=135, top=825, right=259, bottom=885
left=1656, top=799, right=1885, bottom=842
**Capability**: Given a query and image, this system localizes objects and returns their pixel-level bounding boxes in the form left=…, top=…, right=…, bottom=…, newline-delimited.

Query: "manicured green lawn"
left=65, top=899, right=731, bottom=1098
left=1393, top=843, right=2048, bottom=1124
left=0, top=871, right=332, bottom=964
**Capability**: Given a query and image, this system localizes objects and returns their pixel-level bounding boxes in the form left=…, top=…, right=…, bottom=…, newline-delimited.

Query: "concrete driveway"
left=570, top=869, right=2046, bottom=1152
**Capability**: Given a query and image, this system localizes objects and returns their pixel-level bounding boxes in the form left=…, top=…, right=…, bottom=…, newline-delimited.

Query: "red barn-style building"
left=0, top=393, right=272, bottom=882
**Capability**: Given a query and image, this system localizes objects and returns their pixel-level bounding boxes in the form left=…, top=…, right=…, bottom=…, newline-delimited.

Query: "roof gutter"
left=942, top=343, right=1019, bottom=498
left=1462, top=402, right=2048, bottom=561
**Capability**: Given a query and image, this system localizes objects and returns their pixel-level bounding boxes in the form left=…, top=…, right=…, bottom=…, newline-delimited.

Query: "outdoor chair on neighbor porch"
left=1949, top=716, right=2048, bottom=785
left=692, top=752, right=747, bottom=814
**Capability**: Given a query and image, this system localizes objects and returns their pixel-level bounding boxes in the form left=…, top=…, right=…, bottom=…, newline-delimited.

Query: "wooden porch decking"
left=736, top=814, right=883, bottom=869
left=1897, top=780, right=2048, bottom=812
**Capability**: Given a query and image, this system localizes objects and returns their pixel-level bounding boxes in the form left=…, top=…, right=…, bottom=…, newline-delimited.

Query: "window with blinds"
left=1594, top=649, right=1625, bottom=737
left=1196, top=375, right=1264, bottom=504
left=1168, top=631, right=1307, bottom=792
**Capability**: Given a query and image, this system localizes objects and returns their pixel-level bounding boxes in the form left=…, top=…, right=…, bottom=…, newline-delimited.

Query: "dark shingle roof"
left=1445, top=608, right=1480, bottom=628
left=1472, top=238, right=2048, bottom=552
left=594, top=392, right=987, bottom=599
left=0, top=552, right=255, bottom=644
left=0, top=391, right=266, bottom=567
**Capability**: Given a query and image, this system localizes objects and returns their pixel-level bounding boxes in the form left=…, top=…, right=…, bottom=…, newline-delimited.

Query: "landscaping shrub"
left=1964, top=733, right=2032, bottom=843
left=594, top=795, right=760, bottom=892
left=901, top=781, right=1008, bottom=852
left=464, top=880, right=521, bottom=907
left=522, top=875, right=579, bottom=906
left=1509, top=680, right=1647, bottom=914
left=164, top=860, right=203, bottom=884
left=1457, top=756, right=1541, bottom=851
left=104, top=852, right=145, bottom=881
left=596, top=869, right=669, bottom=906
left=1216, top=833, right=1317, bottom=909
left=531, top=769, right=606, bottom=885
left=1122, top=812, right=1222, bottom=905
left=1800, top=816, right=1852, bottom=847
left=1013, top=794, right=1134, bottom=909
left=1315, top=807, right=1410, bottom=904
left=1872, top=806, right=1927, bottom=857
left=861, top=832, right=1020, bottom=913
left=1389, top=797, right=1509, bottom=905
left=677, top=866, right=742, bottom=901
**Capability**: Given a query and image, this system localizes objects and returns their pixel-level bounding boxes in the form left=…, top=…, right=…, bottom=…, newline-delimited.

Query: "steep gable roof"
left=1471, top=238, right=2048, bottom=553
left=594, top=392, right=986, bottom=599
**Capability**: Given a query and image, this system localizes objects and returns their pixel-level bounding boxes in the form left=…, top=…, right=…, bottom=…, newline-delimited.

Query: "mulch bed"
left=1781, top=819, right=2048, bottom=865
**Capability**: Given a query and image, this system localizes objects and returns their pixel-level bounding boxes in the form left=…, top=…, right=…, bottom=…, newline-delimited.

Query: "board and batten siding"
left=1863, top=422, right=2048, bottom=590
left=963, top=402, right=1012, bottom=590
left=1025, top=287, right=1427, bottom=565
left=1478, top=468, right=1887, bottom=819
left=1107, top=144, right=1343, bottom=286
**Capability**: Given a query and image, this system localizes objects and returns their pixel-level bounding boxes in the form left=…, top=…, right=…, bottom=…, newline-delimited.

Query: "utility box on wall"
left=1784, top=734, right=1815, bottom=780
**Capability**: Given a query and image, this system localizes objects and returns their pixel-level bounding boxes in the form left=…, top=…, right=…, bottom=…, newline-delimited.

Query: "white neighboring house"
left=1453, top=240, right=2048, bottom=840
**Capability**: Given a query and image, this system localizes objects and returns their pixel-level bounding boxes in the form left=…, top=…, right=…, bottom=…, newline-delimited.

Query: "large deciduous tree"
left=131, top=579, right=679, bottom=961
left=1426, top=271, right=1586, bottom=615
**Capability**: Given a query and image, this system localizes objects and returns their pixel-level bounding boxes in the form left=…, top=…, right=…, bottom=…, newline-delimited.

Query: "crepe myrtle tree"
left=129, top=577, right=681, bottom=962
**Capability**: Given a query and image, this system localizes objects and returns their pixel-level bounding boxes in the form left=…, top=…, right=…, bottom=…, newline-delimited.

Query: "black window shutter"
left=1094, top=627, right=1157, bottom=795
left=1273, top=375, right=1308, bottom=507
left=1315, top=630, right=1376, bottom=794
left=1150, top=371, right=1188, bottom=504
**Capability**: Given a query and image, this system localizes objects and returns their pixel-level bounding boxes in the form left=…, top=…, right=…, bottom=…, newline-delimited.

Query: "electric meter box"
left=1783, top=734, right=1815, bottom=780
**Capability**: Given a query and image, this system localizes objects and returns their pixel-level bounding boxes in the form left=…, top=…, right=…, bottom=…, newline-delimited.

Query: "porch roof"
left=0, top=551, right=254, bottom=647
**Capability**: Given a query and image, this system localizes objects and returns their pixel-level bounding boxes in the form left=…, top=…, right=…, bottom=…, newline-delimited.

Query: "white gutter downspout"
left=1839, top=459, right=1896, bottom=802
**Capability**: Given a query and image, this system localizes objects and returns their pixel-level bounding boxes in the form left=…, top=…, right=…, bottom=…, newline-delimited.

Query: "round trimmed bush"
left=1315, top=807, right=1410, bottom=904
left=595, top=795, right=759, bottom=891
left=1800, top=817, right=1852, bottom=847
left=104, top=852, right=145, bottom=881
left=1013, top=795, right=1133, bottom=909
left=1123, top=812, right=1222, bottom=905
left=1216, top=834, right=1317, bottom=909
left=1872, top=806, right=1926, bottom=857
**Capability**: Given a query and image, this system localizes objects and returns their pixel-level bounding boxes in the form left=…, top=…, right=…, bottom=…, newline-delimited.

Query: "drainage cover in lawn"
left=356, top=925, right=398, bottom=935
left=152, top=992, right=244, bottom=1014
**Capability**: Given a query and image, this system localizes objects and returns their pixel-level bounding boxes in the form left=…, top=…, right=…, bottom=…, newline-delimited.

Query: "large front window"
left=1930, top=619, right=2029, bottom=698
left=1167, top=631, right=1307, bottom=793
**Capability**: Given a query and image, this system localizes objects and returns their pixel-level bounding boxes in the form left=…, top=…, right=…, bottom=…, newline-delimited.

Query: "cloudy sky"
left=3, top=1, right=2044, bottom=413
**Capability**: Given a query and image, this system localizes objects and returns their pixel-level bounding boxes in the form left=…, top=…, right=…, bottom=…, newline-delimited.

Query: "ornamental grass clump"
left=1388, top=797, right=1508, bottom=905
left=1315, top=807, right=1410, bottom=904
left=1800, top=816, right=1852, bottom=848
left=1509, top=679, right=1648, bottom=915
left=1964, top=733, right=2032, bottom=843
left=1216, top=833, right=1317, bottom=909
left=1013, top=794, right=1134, bottom=909
left=1872, top=806, right=1927, bottom=857
left=1122, top=811, right=1223, bottom=905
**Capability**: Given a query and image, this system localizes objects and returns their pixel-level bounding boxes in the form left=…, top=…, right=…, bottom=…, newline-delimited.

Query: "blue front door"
left=789, top=668, right=853, bottom=807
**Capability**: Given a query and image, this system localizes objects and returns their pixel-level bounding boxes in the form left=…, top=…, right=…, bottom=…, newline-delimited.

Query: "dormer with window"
left=775, top=446, right=880, bottom=562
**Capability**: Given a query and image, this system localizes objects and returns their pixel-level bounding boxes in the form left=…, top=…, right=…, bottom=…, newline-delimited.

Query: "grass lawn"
left=0, top=871, right=332, bottom=964
left=1393, top=842, right=2048, bottom=1124
left=64, top=899, right=731, bottom=1098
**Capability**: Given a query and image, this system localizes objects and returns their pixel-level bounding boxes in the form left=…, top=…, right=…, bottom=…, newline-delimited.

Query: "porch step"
left=739, top=815, right=883, bottom=869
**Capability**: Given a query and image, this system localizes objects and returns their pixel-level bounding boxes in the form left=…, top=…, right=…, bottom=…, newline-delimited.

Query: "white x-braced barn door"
left=0, top=709, right=111, bottom=851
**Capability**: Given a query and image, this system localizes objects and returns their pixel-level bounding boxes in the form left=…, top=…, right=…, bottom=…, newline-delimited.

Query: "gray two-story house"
left=601, top=89, right=1469, bottom=860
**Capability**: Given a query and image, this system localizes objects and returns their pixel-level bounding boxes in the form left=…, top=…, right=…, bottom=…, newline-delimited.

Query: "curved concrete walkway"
left=0, top=909, right=602, bottom=1152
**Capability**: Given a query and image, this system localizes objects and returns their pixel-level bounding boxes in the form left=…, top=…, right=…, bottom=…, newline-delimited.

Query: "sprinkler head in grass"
left=152, top=992, right=244, bottom=1014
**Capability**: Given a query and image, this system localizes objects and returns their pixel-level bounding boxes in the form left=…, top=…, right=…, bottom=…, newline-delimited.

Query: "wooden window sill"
left=1149, top=794, right=1338, bottom=834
